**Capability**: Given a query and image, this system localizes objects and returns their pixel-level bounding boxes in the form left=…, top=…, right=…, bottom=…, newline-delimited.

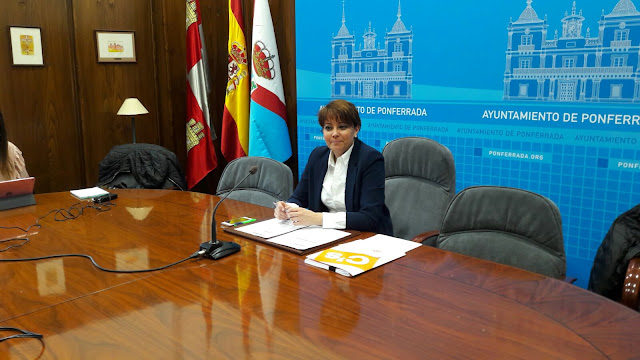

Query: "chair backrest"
left=98, top=143, right=187, bottom=190
left=383, top=137, right=455, bottom=242
left=216, top=156, right=293, bottom=208
left=437, top=186, right=567, bottom=279
left=588, top=203, right=640, bottom=301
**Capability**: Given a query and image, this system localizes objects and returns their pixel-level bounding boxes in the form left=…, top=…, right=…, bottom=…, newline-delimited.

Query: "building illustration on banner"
left=505, top=0, right=640, bottom=103
left=330, top=0, right=413, bottom=99
left=297, top=0, right=640, bottom=289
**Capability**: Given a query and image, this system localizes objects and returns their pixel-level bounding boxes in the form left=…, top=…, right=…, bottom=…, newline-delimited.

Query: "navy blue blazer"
left=289, top=138, right=393, bottom=236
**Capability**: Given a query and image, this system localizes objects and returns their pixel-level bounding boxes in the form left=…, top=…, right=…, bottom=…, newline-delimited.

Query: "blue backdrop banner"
left=295, top=0, right=640, bottom=287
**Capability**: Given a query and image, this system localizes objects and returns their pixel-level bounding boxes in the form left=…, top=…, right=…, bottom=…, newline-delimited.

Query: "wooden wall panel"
left=152, top=0, right=180, bottom=157
left=0, top=0, right=84, bottom=193
left=0, top=0, right=299, bottom=193
left=72, top=0, right=159, bottom=186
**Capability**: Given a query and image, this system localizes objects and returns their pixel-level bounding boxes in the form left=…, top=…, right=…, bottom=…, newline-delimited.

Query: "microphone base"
left=199, top=241, right=241, bottom=260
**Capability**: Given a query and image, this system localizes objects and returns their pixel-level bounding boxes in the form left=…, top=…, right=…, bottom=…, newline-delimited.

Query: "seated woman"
left=274, top=100, right=393, bottom=235
left=0, top=112, right=29, bottom=181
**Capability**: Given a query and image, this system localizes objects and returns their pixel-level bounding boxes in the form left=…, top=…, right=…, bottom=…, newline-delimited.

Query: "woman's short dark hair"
left=317, top=99, right=361, bottom=129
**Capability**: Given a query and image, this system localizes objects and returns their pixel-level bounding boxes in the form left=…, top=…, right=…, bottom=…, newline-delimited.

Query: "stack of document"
left=305, top=234, right=422, bottom=277
left=235, top=218, right=352, bottom=250
left=70, top=187, right=109, bottom=200
left=235, top=218, right=308, bottom=238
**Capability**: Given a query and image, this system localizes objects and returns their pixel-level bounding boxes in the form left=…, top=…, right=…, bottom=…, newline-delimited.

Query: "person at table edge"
left=274, top=99, right=393, bottom=236
left=0, top=112, right=29, bottom=181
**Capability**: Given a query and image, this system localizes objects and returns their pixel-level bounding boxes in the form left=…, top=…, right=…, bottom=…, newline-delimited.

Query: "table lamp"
left=117, top=98, right=149, bottom=144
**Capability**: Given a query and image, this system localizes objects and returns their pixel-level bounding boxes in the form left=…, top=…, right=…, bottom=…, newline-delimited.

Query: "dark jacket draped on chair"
left=98, top=144, right=186, bottom=190
left=589, top=204, right=640, bottom=300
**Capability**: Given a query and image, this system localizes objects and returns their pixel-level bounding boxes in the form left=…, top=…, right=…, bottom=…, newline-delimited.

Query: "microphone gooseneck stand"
left=199, top=166, right=258, bottom=260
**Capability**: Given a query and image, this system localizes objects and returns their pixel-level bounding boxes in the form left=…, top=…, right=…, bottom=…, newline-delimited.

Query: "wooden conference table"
left=1, top=189, right=639, bottom=359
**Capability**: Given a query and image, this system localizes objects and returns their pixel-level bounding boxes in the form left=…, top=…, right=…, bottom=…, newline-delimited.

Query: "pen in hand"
left=274, top=201, right=290, bottom=221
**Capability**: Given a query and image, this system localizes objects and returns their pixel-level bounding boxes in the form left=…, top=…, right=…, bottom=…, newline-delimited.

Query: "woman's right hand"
left=274, top=201, right=289, bottom=220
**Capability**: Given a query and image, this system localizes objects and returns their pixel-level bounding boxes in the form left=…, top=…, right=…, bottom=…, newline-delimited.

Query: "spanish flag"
left=221, top=0, right=250, bottom=162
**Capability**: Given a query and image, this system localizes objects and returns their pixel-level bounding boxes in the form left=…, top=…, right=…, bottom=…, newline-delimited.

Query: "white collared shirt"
left=320, top=143, right=354, bottom=229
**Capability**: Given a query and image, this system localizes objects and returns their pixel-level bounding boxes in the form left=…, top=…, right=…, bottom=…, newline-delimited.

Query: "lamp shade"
left=117, top=98, right=149, bottom=116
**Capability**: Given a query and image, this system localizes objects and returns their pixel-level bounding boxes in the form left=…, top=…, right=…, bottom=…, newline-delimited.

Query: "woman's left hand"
left=286, top=207, right=323, bottom=226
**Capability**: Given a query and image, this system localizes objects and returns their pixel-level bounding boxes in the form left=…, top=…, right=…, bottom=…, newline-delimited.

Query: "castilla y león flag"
left=249, top=0, right=292, bottom=162
left=221, top=0, right=250, bottom=162
left=186, top=0, right=217, bottom=189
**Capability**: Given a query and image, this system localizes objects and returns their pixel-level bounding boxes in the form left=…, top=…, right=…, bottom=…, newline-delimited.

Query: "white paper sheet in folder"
left=305, top=234, right=422, bottom=277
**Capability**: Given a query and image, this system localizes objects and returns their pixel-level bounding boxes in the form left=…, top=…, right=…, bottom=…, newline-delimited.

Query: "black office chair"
left=382, top=137, right=455, bottom=245
left=589, top=204, right=640, bottom=310
left=216, top=156, right=293, bottom=208
left=98, top=143, right=187, bottom=190
left=437, top=186, right=567, bottom=279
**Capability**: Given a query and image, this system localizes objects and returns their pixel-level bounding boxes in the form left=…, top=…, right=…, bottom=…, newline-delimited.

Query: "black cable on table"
left=0, top=251, right=202, bottom=274
left=0, top=201, right=115, bottom=252
left=0, top=327, right=43, bottom=343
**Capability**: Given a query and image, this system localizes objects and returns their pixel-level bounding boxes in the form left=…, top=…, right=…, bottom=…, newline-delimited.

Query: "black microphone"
left=199, top=165, right=258, bottom=260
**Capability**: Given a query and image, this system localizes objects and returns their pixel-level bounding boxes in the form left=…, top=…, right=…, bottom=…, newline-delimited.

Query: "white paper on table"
left=305, top=237, right=410, bottom=277
left=70, top=187, right=109, bottom=200
left=235, top=218, right=308, bottom=239
left=266, top=226, right=351, bottom=250
left=354, top=234, right=423, bottom=253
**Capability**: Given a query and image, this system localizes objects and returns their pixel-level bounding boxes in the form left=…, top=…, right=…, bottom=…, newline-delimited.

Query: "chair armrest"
left=621, top=257, right=640, bottom=310
left=410, top=230, right=440, bottom=246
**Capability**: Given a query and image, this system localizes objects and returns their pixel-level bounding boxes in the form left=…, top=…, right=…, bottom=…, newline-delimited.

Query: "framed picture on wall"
left=9, top=26, right=44, bottom=66
left=95, top=30, right=136, bottom=63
